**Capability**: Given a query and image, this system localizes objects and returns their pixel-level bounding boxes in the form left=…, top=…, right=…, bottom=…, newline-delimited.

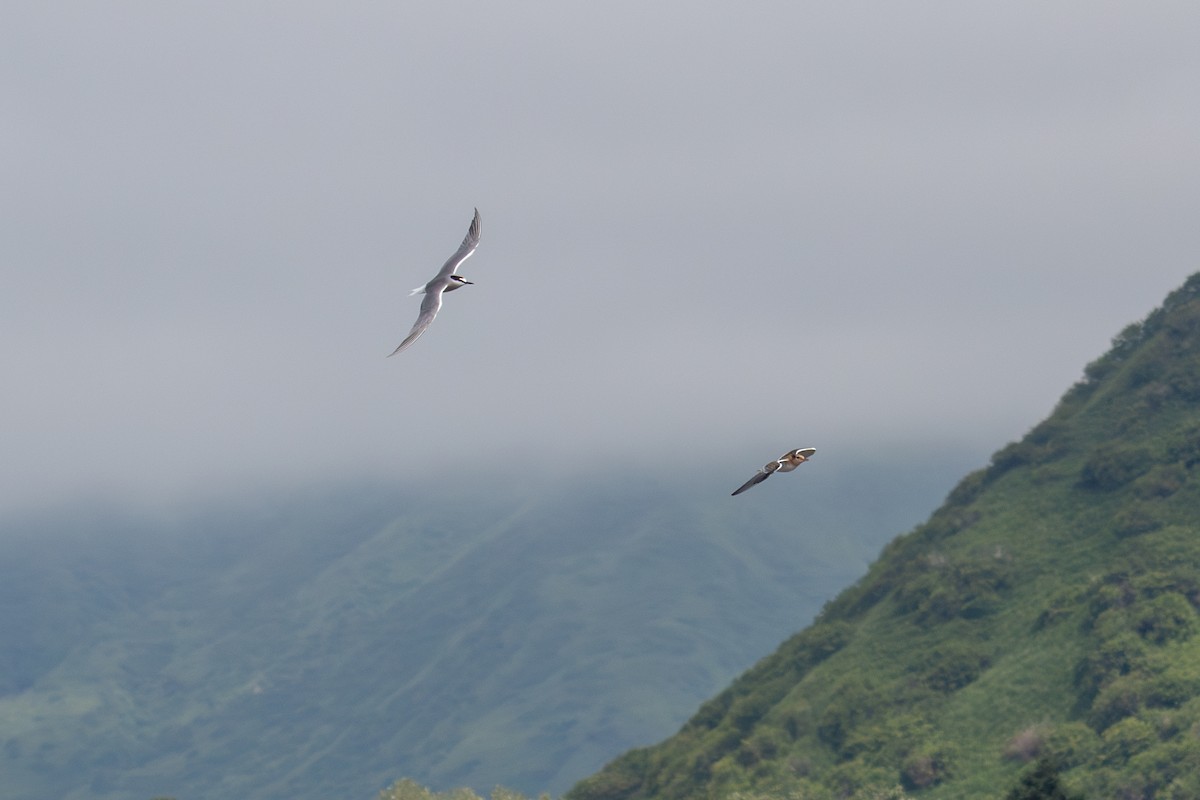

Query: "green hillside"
left=0, top=453, right=968, bottom=800
left=567, top=273, right=1200, bottom=800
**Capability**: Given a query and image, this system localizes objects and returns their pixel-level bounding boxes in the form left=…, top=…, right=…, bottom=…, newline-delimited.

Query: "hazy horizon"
left=5, top=3, right=1198, bottom=511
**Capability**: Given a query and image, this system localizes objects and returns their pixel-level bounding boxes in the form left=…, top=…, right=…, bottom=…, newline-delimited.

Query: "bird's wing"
left=433, top=208, right=482, bottom=280
left=731, top=469, right=772, bottom=496
left=387, top=288, right=445, bottom=357
left=793, top=447, right=817, bottom=459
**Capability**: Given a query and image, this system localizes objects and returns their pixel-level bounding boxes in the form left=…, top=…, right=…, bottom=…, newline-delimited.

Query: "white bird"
left=388, top=208, right=482, bottom=356
left=731, top=447, right=817, bottom=496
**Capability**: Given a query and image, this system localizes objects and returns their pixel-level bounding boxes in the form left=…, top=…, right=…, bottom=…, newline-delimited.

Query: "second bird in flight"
left=731, top=447, right=817, bottom=496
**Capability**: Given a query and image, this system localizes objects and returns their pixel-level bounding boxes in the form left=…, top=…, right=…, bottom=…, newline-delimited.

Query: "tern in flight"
left=388, top=208, right=482, bottom=356
left=731, top=447, right=817, bottom=496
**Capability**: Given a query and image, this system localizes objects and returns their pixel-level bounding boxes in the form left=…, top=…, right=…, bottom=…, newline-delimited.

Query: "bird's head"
left=443, top=275, right=474, bottom=293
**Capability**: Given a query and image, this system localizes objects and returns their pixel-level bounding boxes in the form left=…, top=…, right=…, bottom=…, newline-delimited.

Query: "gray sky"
left=4, top=2, right=1199, bottom=510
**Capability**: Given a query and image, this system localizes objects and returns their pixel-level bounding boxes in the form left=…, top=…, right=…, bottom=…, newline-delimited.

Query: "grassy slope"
left=567, top=273, right=1200, bottom=800
left=0, top=454, right=969, bottom=800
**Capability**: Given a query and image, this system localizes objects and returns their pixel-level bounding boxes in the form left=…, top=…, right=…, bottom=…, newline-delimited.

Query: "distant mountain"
left=567, top=273, right=1200, bottom=800
left=0, top=450, right=971, bottom=800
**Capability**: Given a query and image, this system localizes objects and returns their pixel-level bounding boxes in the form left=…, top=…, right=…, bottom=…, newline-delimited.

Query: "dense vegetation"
left=0, top=453, right=965, bottom=800
left=566, top=273, right=1200, bottom=799
left=372, top=779, right=917, bottom=800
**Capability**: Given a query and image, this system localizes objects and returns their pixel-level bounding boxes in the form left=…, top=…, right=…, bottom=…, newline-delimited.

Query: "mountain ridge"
left=0, top=453, right=972, bottom=800
left=567, top=272, right=1200, bottom=800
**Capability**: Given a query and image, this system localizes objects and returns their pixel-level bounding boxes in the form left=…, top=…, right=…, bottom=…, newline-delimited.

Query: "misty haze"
left=3, top=3, right=1198, bottom=800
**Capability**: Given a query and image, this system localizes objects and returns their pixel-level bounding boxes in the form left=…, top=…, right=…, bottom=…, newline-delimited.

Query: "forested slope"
left=569, top=273, right=1200, bottom=800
